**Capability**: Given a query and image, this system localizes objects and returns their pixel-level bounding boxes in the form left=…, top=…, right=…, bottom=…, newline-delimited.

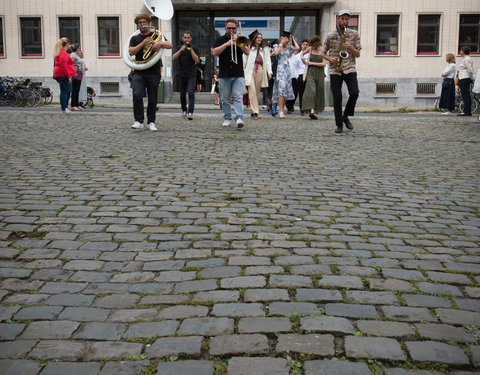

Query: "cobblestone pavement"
left=0, top=109, right=479, bottom=375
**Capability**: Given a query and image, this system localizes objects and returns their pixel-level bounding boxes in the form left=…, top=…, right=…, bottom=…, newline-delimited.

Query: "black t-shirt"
left=213, top=34, right=244, bottom=78
left=129, top=32, right=166, bottom=74
left=174, top=44, right=201, bottom=77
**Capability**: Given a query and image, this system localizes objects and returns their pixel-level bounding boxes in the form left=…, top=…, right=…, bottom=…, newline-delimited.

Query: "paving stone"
left=238, top=317, right=291, bottom=333
left=158, top=305, right=209, bottom=319
left=58, top=307, right=110, bottom=321
left=177, top=317, right=234, bottom=336
left=417, top=282, right=463, bottom=296
left=192, top=290, right=240, bottom=303
left=155, top=360, right=214, bottom=375
left=123, top=321, right=179, bottom=338
left=73, top=322, right=126, bottom=340
left=295, top=288, right=342, bottom=302
left=93, top=294, right=140, bottom=308
left=356, top=320, right=415, bottom=338
left=436, top=308, right=480, bottom=325
left=144, top=336, right=203, bottom=358
left=107, top=309, right=158, bottom=322
left=317, top=275, right=364, bottom=289
left=382, top=306, right=436, bottom=322
left=303, top=360, right=371, bottom=375
left=276, top=333, right=335, bottom=355
left=14, top=306, right=63, bottom=320
left=29, top=340, right=87, bottom=360
left=300, top=316, right=355, bottom=334
left=228, top=357, right=289, bottom=375
left=0, top=340, right=36, bottom=359
left=98, top=360, right=150, bottom=375
left=20, top=320, right=79, bottom=339
left=244, top=288, right=290, bottom=302
left=346, top=291, right=398, bottom=305
left=345, top=336, right=406, bottom=360
left=87, top=341, right=143, bottom=360
left=269, top=275, right=312, bottom=287
left=209, top=334, right=269, bottom=355
left=39, top=362, right=101, bottom=375
left=405, top=341, right=470, bottom=365
left=0, top=359, right=41, bottom=375
left=212, top=303, right=265, bottom=317
left=325, top=303, right=379, bottom=318
left=369, top=278, right=416, bottom=292
left=198, top=266, right=241, bottom=278
left=0, top=323, right=26, bottom=340
left=415, top=323, right=477, bottom=342
left=174, top=279, right=218, bottom=293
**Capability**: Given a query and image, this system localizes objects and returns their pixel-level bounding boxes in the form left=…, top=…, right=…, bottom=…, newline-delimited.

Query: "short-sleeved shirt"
left=174, top=44, right=201, bottom=77
left=213, top=34, right=244, bottom=78
left=323, top=28, right=361, bottom=75
left=130, top=32, right=166, bottom=74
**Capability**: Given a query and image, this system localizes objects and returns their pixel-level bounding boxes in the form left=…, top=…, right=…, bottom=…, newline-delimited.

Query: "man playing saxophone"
left=323, top=9, right=361, bottom=134
left=129, top=14, right=172, bottom=131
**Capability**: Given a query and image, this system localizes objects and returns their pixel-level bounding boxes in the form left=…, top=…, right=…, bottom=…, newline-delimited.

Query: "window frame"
left=19, top=16, right=43, bottom=58
left=0, top=16, right=5, bottom=58
left=375, top=13, right=400, bottom=56
left=97, top=16, right=120, bottom=57
left=416, top=13, right=441, bottom=56
left=58, top=16, right=81, bottom=46
left=458, top=13, right=480, bottom=55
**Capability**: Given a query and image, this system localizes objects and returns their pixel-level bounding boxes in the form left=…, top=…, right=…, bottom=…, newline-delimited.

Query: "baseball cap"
left=338, top=9, right=351, bottom=16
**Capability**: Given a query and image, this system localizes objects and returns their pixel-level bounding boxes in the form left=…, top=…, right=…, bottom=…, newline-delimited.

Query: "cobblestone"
left=1, top=109, right=479, bottom=373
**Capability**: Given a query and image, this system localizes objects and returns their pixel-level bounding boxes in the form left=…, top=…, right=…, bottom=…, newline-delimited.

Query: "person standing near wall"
left=172, top=31, right=200, bottom=120
left=323, top=9, right=361, bottom=133
left=439, top=53, right=456, bottom=115
left=457, top=46, right=475, bottom=117
left=53, top=37, right=76, bottom=113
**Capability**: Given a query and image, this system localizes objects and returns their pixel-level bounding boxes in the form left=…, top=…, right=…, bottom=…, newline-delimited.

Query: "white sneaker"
left=187, top=113, right=193, bottom=120
left=262, top=105, right=267, bottom=109
left=182, top=111, right=187, bottom=117
left=63, top=108, right=72, bottom=113
left=236, top=118, right=244, bottom=128
left=148, top=122, right=158, bottom=131
left=222, top=120, right=231, bottom=127
left=442, top=111, right=453, bottom=115
left=131, top=121, right=143, bottom=129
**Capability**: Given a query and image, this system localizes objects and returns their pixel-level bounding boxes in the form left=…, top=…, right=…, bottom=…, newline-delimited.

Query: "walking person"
left=439, top=53, right=457, bottom=115
left=212, top=18, right=250, bottom=128
left=172, top=31, right=200, bottom=120
left=301, top=35, right=327, bottom=120
left=129, top=13, right=172, bottom=131
left=70, top=44, right=84, bottom=111
left=53, top=37, right=76, bottom=113
left=286, top=39, right=309, bottom=115
left=323, top=9, right=361, bottom=133
left=272, top=31, right=299, bottom=119
left=244, top=31, right=272, bottom=120
left=457, top=46, right=475, bottom=117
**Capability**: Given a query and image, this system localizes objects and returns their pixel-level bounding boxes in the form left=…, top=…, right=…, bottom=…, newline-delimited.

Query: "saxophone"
left=335, top=28, right=349, bottom=73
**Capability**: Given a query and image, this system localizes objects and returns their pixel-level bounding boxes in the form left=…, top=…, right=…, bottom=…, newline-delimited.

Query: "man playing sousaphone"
left=130, top=14, right=172, bottom=131
left=323, top=9, right=361, bottom=134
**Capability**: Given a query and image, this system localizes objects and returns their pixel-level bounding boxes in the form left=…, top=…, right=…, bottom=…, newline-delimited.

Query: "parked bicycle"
left=86, top=86, right=95, bottom=108
left=434, top=85, right=479, bottom=114
left=0, top=77, right=54, bottom=107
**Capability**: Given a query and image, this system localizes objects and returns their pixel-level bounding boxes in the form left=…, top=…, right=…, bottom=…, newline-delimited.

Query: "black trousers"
left=71, top=79, right=81, bottom=107
left=178, top=74, right=196, bottom=113
left=458, top=78, right=472, bottom=115
left=132, top=71, right=161, bottom=124
left=297, top=74, right=305, bottom=111
left=330, top=72, right=359, bottom=127
left=286, top=77, right=299, bottom=112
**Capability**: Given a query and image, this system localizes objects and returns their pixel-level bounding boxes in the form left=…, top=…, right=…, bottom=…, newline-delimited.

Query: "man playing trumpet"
left=323, top=9, right=361, bottom=134
left=212, top=19, right=250, bottom=128
left=130, top=14, right=172, bottom=131
left=172, top=31, right=200, bottom=120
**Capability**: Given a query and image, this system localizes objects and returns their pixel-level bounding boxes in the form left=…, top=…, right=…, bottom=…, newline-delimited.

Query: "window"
left=59, top=17, right=81, bottom=45
left=285, top=11, right=318, bottom=43
left=376, top=15, right=399, bottom=55
left=100, top=82, right=119, bottom=94
left=0, top=17, right=4, bottom=57
left=98, top=17, right=119, bottom=56
left=417, top=14, right=440, bottom=55
left=376, top=83, right=396, bottom=95
left=20, top=17, right=42, bottom=57
left=459, top=14, right=480, bottom=54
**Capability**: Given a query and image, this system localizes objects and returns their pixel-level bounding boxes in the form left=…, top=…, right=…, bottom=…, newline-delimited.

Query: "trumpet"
left=231, top=21, right=249, bottom=64
left=185, top=42, right=192, bottom=50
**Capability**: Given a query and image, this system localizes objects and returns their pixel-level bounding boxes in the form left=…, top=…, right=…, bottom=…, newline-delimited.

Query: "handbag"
left=75, top=70, right=83, bottom=81
left=454, top=72, right=459, bottom=85
left=210, top=81, right=216, bottom=94
left=442, top=78, right=451, bottom=89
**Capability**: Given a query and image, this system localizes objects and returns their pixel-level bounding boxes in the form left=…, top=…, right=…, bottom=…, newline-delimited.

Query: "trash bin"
left=157, top=81, right=164, bottom=103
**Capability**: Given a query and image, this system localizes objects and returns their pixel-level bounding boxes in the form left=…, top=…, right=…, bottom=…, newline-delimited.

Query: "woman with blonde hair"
left=53, top=37, right=76, bottom=113
left=438, top=53, right=456, bottom=114
left=244, top=31, right=272, bottom=120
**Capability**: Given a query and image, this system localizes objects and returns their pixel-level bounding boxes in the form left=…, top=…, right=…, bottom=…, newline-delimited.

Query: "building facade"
left=0, top=0, right=479, bottom=108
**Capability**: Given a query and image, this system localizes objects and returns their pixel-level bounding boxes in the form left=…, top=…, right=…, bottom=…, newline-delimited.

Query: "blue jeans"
left=219, top=77, right=244, bottom=121
left=55, top=77, right=72, bottom=111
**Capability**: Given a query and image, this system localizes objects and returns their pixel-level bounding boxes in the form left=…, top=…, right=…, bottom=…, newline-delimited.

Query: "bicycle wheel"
left=32, top=90, right=43, bottom=106
left=434, top=97, right=446, bottom=112
left=87, top=95, right=94, bottom=108
left=45, top=89, right=53, bottom=105
left=459, top=98, right=479, bottom=114
left=22, top=90, right=36, bottom=107
left=13, top=90, right=23, bottom=107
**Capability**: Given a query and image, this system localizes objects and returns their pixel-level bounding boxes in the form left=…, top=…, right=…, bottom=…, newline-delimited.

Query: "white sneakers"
left=222, top=120, right=231, bottom=127
left=131, top=122, right=157, bottom=131
left=442, top=111, right=454, bottom=115
left=63, top=108, right=72, bottom=114
left=235, top=118, right=244, bottom=128
left=187, top=113, right=193, bottom=120
left=131, top=121, right=144, bottom=129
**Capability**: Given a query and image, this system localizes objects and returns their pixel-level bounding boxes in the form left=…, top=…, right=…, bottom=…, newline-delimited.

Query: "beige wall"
left=328, top=0, right=480, bottom=78
left=0, top=0, right=173, bottom=80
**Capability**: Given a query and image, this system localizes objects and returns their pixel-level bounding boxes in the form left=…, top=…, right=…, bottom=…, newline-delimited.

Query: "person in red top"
left=53, top=37, right=76, bottom=113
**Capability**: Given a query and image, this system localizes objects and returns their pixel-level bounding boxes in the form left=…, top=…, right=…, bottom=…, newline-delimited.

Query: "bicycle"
left=86, top=86, right=95, bottom=108
left=434, top=86, right=479, bottom=114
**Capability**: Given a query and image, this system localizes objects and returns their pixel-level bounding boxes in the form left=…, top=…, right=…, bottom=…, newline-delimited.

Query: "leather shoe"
left=309, top=113, right=318, bottom=120
left=335, top=126, right=343, bottom=134
left=343, top=116, right=353, bottom=130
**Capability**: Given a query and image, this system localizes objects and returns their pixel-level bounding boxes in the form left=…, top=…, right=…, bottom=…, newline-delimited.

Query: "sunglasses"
left=226, top=27, right=237, bottom=30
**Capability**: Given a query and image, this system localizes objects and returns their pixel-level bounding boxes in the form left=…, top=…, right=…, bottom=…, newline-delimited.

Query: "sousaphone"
left=122, top=0, right=174, bottom=70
